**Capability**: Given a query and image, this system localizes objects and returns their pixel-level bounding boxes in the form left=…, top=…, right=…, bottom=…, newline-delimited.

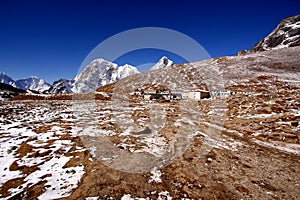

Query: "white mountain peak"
left=72, top=58, right=140, bottom=93
left=150, top=56, right=173, bottom=71
left=14, top=76, right=51, bottom=93
left=0, top=72, right=15, bottom=85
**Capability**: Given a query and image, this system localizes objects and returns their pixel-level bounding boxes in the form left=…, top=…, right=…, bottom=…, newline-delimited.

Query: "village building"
left=182, top=89, right=210, bottom=100
left=143, top=94, right=152, bottom=100
left=142, top=89, right=157, bottom=100
left=134, top=91, right=142, bottom=96
left=137, top=87, right=259, bottom=102
left=160, top=91, right=171, bottom=100
left=210, top=90, right=231, bottom=99
left=231, top=91, right=254, bottom=95
left=170, top=90, right=183, bottom=100
left=143, top=89, right=157, bottom=94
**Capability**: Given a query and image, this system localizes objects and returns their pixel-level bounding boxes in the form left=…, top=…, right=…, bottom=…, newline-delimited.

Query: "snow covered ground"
left=0, top=101, right=85, bottom=199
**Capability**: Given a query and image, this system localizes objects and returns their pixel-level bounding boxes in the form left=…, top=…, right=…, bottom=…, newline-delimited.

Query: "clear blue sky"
left=0, top=0, right=299, bottom=83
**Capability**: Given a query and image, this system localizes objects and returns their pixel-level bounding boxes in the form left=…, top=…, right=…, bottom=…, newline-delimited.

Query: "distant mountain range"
left=0, top=14, right=299, bottom=97
left=14, top=76, right=51, bottom=92
left=0, top=56, right=172, bottom=95
left=0, top=73, right=51, bottom=93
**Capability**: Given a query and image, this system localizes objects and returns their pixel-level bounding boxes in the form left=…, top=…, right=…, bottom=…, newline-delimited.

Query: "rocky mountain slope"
left=0, top=82, right=26, bottom=100
left=150, top=56, right=173, bottom=71
left=72, top=58, right=140, bottom=93
left=250, top=15, right=300, bottom=52
left=47, top=79, right=74, bottom=94
left=98, top=46, right=300, bottom=96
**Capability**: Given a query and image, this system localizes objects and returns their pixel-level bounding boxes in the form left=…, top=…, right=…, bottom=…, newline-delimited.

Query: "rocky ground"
left=0, top=84, right=299, bottom=199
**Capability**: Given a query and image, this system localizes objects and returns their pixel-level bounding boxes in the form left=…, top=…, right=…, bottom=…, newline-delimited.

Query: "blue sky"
left=0, top=0, right=299, bottom=83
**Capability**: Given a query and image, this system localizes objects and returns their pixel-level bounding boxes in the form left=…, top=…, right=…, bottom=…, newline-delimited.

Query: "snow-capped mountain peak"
left=250, top=15, right=300, bottom=52
left=0, top=72, right=51, bottom=93
left=14, top=76, right=51, bottom=93
left=0, top=72, right=15, bottom=85
left=72, top=58, right=140, bottom=93
left=117, top=64, right=140, bottom=80
left=150, top=56, right=173, bottom=71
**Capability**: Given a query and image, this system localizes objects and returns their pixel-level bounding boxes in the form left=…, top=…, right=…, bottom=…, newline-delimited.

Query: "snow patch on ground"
left=85, top=197, right=99, bottom=200
left=0, top=101, right=86, bottom=199
left=149, top=167, right=162, bottom=183
left=158, top=191, right=172, bottom=200
left=121, top=194, right=151, bottom=200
